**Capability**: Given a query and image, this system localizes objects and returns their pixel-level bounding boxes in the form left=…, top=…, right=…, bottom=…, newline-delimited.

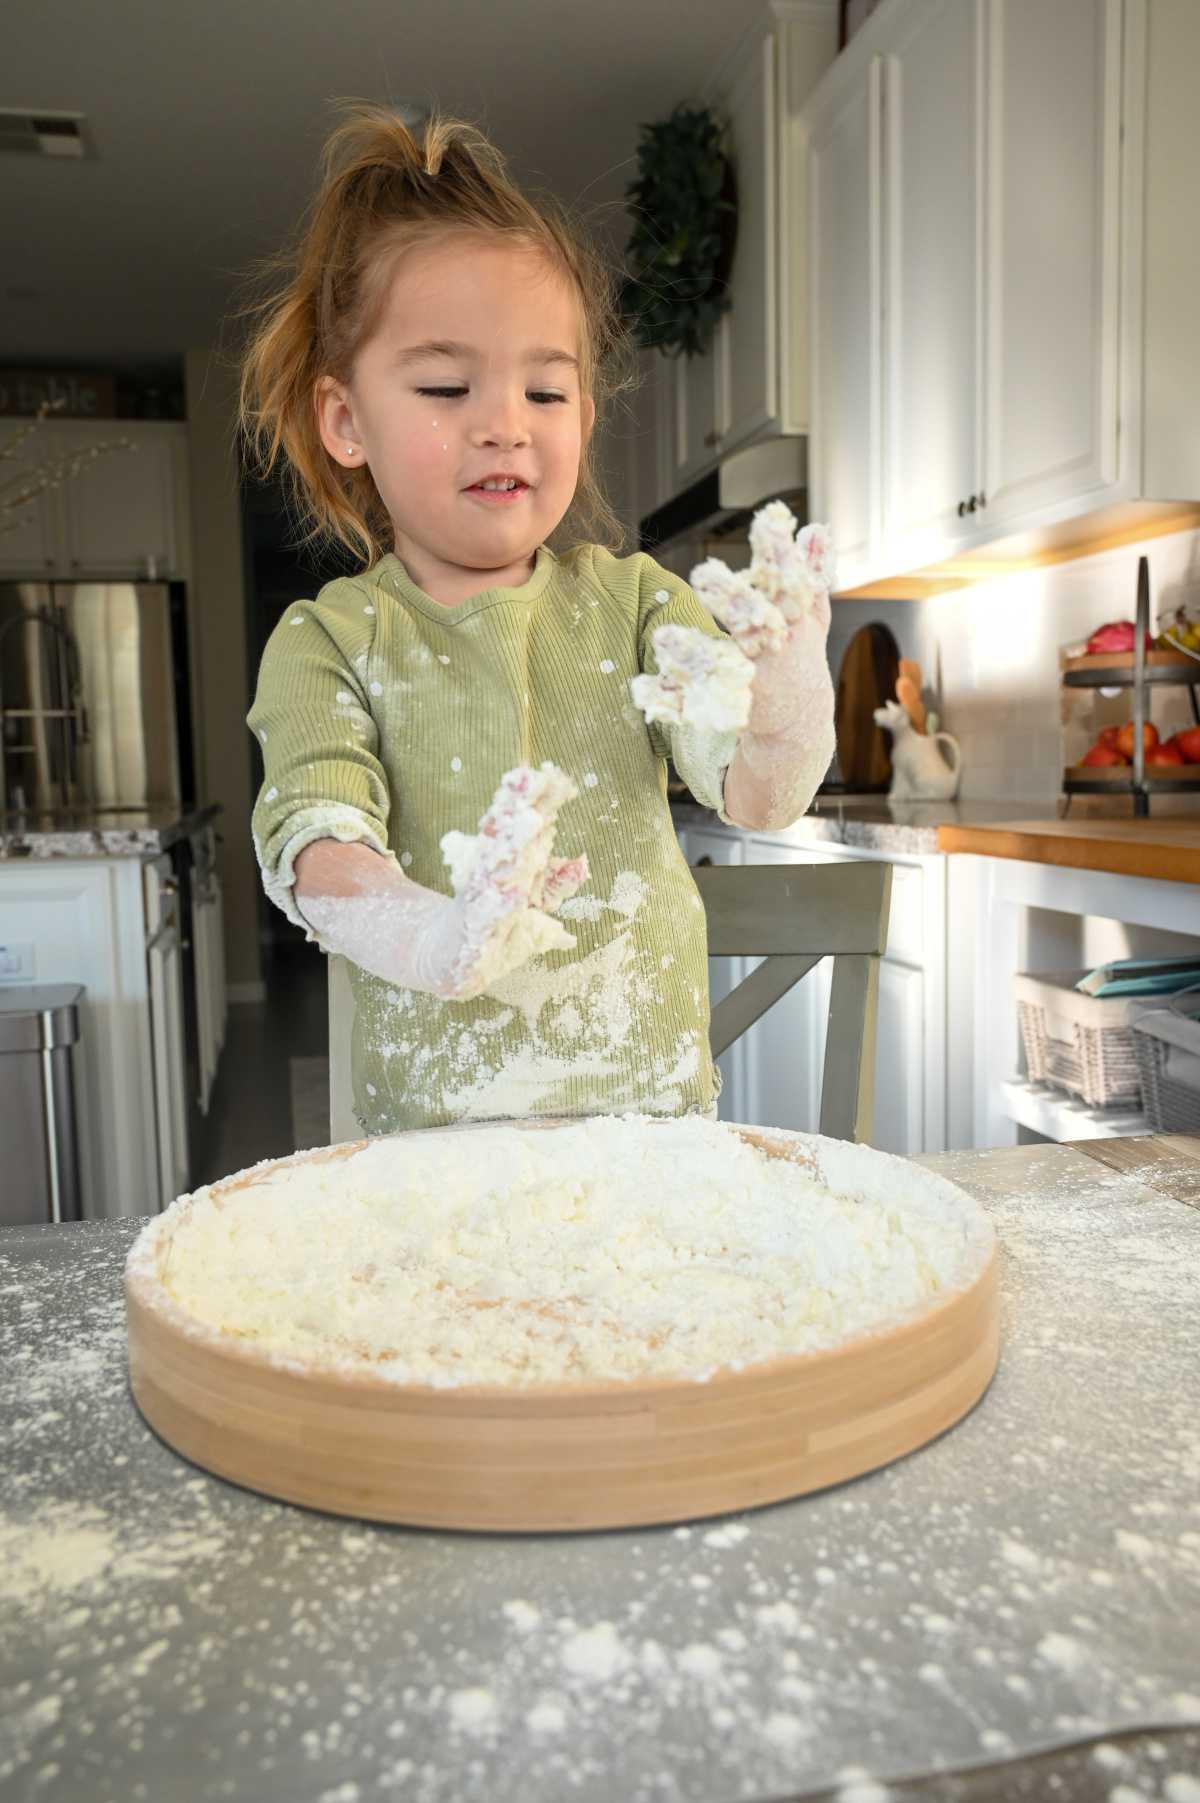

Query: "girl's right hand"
left=293, top=764, right=588, bottom=1002
left=439, top=764, right=588, bottom=1000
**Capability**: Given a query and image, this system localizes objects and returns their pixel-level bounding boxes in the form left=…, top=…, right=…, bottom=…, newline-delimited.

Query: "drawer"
left=884, top=863, right=924, bottom=966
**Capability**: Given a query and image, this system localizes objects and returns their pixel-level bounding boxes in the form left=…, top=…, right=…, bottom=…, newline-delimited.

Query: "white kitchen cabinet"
left=653, top=2, right=838, bottom=501
left=0, top=427, right=61, bottom=577
left=807, top=53, right=882, bottom=579
left=0, top=859, right=158, bottom=1217
left=880, top=0, right=983, bottom=567
left=0, top=838, right=219, bottom=1218
left=979, top=0, right=1124, bottom=532
left=803, top=0, right=1200, bottom=593
left=673, top=335, right=722, bottom=490
left=0, top=419, right=189, bottom=581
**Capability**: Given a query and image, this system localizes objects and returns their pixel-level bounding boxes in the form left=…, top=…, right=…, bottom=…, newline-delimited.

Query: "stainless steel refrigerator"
left=0, top=579, right=195, bottom=815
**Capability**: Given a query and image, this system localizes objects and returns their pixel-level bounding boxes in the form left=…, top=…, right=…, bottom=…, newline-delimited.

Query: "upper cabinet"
left=649, top=2, right=839, bottom=502
left=0, top=419, right=191, bottom=582
left=803, top=0, right=1200, bottom=595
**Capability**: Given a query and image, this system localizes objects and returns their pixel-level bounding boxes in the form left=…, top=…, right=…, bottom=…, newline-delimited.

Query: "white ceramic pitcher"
left=873, top=700, right=962, bottom=801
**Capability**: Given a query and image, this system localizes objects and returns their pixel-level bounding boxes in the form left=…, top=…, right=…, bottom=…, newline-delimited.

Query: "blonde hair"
left=232, top=102, right=639, bottom=571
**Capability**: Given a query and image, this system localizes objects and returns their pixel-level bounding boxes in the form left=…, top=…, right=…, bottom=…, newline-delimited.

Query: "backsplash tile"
left=825, top=527, right=1200, bottom=801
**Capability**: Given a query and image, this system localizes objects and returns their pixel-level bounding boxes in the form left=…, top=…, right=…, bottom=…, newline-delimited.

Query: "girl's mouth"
left=465, top=480, right=530, bottom=504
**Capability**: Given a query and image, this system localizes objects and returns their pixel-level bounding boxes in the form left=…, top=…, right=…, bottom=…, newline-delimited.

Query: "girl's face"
left=318, top=236, right=595, bottom=603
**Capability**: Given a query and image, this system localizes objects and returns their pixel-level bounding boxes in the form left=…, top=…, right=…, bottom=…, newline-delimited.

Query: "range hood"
left=639, top=436, right=808, bottom=553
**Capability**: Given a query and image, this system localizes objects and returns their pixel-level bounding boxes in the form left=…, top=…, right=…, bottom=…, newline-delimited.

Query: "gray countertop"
left=0, top=802, right=221, bottom=861
left=2, top=1139, right=1198, bottom=1802
left=672, top=796, right=1131, bottom=857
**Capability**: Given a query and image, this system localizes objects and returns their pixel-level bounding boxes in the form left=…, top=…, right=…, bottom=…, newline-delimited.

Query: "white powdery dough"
left=127, top=1115, right=991, bottom=1388
left=630, top=625, right=755, bottom=734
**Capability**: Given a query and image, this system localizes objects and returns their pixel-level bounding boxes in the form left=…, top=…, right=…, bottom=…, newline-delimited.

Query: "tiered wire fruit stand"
left=1062, top=555, right=1200, bottom=816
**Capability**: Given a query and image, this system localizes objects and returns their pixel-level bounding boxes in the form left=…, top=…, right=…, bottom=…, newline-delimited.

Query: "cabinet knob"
left=703, top=430, right=721, bottom=447
left=957, top=499, right=969, bottom=518
left=967, top=495, right=979, bottom=513
left=977, top=490, right=986, bottom=509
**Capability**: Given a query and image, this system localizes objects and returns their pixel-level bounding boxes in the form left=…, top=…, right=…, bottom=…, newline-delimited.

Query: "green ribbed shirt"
left=247, top=541, right=739, bottom=1133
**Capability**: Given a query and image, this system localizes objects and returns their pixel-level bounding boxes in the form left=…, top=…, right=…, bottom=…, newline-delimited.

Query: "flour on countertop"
left=4, top=1143, right=1199, bottom=1802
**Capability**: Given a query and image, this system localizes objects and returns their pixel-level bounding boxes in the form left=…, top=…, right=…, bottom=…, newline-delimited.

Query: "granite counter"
left=0, top=802, right=221, bottom=861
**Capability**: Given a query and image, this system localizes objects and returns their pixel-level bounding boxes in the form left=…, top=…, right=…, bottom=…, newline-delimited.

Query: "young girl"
left=240, top=104, right=835, bottom=1135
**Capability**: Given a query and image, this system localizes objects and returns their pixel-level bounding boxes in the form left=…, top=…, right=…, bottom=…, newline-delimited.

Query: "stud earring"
left=346, top=445, right=355, bottom=457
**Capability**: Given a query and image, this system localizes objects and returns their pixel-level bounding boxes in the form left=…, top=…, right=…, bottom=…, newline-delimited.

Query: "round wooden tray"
left=125, top=1126, right=1000, bottom=1533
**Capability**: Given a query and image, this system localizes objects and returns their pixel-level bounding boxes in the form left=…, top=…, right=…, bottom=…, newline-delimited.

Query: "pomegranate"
left=1086, top=620, right=1153, bottom=655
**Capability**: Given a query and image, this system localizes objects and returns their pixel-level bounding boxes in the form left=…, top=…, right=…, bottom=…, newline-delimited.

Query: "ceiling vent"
left=0, top=109, right=92, bottom=159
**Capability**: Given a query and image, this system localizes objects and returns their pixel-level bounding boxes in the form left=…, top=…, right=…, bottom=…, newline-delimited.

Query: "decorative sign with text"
left=0, top=369, right=117, bottom=418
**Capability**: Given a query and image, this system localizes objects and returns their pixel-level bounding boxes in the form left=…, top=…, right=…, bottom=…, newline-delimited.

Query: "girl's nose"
left=471, top=394, right=531, bottom=449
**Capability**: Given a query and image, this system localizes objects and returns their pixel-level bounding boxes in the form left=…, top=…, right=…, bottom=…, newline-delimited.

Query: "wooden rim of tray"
left=125, top=1123, right=1000, bottom=1532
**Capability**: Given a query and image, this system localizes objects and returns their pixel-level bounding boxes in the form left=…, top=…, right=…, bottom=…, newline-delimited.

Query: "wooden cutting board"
left=125, top=1126, right=999, bottom=1533
left=835, top=623, right=902, bottom=790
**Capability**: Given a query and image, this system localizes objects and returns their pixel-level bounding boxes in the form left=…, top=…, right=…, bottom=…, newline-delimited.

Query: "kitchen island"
left=0, top=805, right=225, bottom=1221
left=0, top=802, right=220, bottom=861
left=1, top=1135, right=1196, bottom=1802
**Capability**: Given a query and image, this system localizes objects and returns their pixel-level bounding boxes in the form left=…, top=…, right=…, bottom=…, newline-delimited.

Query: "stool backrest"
left=692, top=860, right=892, bottom=1142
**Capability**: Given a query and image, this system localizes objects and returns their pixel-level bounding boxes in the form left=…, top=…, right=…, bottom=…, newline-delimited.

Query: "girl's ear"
left=581, top=392, right=596, bottom=440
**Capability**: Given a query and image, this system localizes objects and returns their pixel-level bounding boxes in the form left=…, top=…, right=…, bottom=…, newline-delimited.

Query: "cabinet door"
left=872, top=958, right=925, bottom=1155
left=687, top=827, right=748, bottom=1123
left=58, top=423, right=181, bottom=578
left=807, top=57, right=883, bottom=584
left=980, top=0, right=1123, bottom=530
left=882, top=0, right=983, bottom=564
left=675, top=338, right=722, bottom=485
left=0, top=427, right=64, bottom=576
left=722, top=26, right=777, bottom=451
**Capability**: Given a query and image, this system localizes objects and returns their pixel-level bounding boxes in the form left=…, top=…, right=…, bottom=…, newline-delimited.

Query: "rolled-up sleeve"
left=246, top=591, right=397, bottom=934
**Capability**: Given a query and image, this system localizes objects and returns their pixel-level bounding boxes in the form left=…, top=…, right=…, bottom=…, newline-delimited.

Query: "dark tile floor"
left=193, top=939, right=328, bottom=1186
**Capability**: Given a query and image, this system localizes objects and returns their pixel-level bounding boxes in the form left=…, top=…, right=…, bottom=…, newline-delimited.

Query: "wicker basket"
left=1014, top=970, right=1145, bottom=1109
left=1130, top=987, right=1200, bottom=1133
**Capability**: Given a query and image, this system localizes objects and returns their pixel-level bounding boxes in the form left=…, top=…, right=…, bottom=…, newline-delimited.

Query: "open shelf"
left=1001, top=1077, right=1149, bottom=1142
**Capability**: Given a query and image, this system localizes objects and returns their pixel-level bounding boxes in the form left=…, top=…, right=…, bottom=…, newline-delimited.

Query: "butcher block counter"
left=2, top=1135, right=1198, bottom=1803
left=676, top=794, right=1200, bottom=882
left=937, top=814, right=1200, bottom=884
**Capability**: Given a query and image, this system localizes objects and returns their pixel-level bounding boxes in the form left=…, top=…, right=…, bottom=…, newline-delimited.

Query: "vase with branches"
left=0, top=396, right=138, bottom=539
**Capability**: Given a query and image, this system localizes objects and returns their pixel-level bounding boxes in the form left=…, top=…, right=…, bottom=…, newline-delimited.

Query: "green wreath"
left=620, top=103, right=738, bottom=360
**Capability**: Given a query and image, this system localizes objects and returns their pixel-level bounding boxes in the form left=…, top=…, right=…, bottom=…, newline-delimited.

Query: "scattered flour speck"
left=447, top=1688, right=498, bottom=1734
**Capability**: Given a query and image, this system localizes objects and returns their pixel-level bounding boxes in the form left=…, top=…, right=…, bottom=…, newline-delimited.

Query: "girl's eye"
left=415, top=387, right=567, bottom=405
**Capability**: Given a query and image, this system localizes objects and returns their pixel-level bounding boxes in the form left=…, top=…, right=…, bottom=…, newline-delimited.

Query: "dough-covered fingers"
left=294, top=761, right=584, bottom=1003
left=630, top=625, right=755, bottom=733
left=533, top=853, right=590, bottom=915
left=442, top=762, right=583, bottom=998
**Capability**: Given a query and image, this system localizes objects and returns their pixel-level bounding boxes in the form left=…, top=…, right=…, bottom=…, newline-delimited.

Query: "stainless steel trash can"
left=0, top=983, right=84, bottom=1227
